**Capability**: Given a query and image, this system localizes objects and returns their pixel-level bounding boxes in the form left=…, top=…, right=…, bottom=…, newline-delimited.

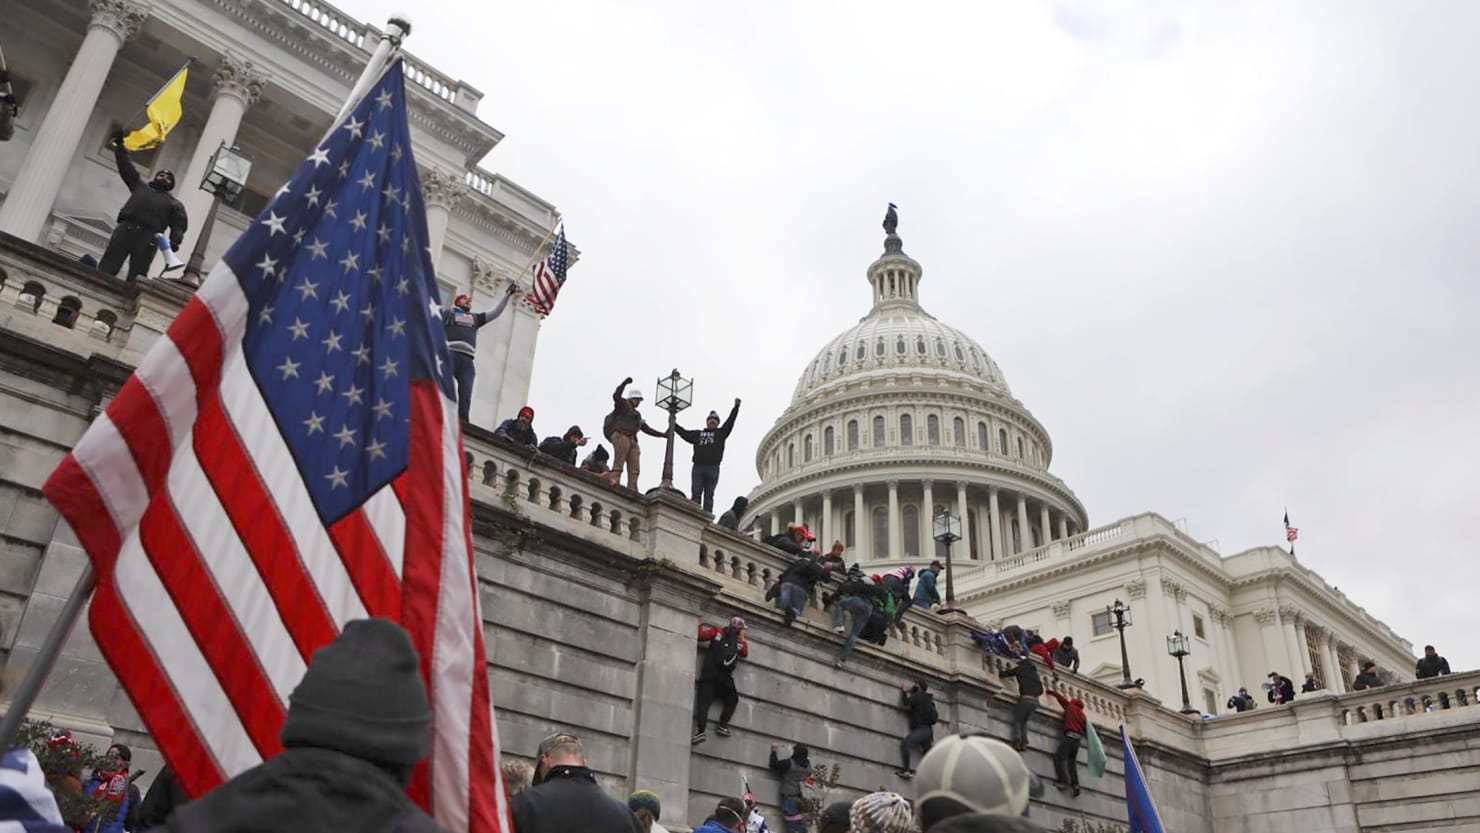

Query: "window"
left=1017, top=438, right=1024, bottom=458
left=900, top=414, right=913, bottom=446
left=902, top=505, right=920, bottom=557
left=857, top=343, right=866, bottom=360
left=896, top=336, right=906, bottom=355
left=787, top=443, right=794, bottom=467
left=1031, top=527, right=1041, bottom=548
left=1204, top=688, right=1219, bottom=716
left=839, top=348, right=848, bottom=366
left=953, top=417, right=965, bottom=447
left=936, top=339, right=946, bottom=357
left=1011, top=520, right=1021, bottom=553
left=1092, top=610, right=1113, bottom=637
left=927, top=414, right=940, bottom=446
left=977, top=421, right=988, bottom=450
left=954, top=342, right=965, bottom=361
left=1193, top=614, right=1207, bottom=640
left=845, top=510, right=855, bottom=547
left=804, top=434, right=813, bottom=462
left=998, top=428, right=1008, bottom=454
left=873, top=416, right=885, bottom=446
left=916, top=336, right=927, bottom=354
left=875, top=338, right=885, bottom=357
left=872, top=507, right=889, bottom=558
left=824, top=426, right=835, bottom=456
left=847, top=420, right=859, bottom=451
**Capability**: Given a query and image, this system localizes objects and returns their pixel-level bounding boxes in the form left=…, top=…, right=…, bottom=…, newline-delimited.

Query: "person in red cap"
left=441, top=282, right=518, bottom=424
left=494, top=406, right=539, bottom=449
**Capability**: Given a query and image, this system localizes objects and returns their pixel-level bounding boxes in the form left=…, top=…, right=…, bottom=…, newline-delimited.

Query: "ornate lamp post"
left=1108, top=598, right=1138, bottom=689
left=653, top=368, right=692, bottom=494
left=932, top=510, right=961, bottom=610
left=182, top=142, right=252, bottom=286
left=1167, top=630, right=1199, bottom=714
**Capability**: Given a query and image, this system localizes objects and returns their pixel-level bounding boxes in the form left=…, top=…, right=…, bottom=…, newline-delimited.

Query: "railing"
left=760, top=444, right=1077, bottom=499
left=979, top=651, right=1129, bottom=727
left=987, top=513, right=1221, bottom=580
left=0, top=233, right=143, bottom=349
left=1338, top=671, right=1480, bottom=726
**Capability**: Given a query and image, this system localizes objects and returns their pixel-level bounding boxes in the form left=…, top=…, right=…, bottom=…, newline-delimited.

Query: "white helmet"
left=626, top=387, right=645, bottom=401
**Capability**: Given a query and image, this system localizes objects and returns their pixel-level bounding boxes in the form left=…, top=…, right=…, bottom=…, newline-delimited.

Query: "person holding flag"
left=97, top=126, right=188, bottom=281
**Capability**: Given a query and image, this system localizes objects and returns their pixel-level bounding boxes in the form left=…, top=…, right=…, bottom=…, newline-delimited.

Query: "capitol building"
left=747, top=221, right=1414, bottom=712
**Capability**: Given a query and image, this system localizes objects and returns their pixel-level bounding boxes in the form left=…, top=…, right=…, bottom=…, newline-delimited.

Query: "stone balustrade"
left=1336, top=669, right=1480, bottom=726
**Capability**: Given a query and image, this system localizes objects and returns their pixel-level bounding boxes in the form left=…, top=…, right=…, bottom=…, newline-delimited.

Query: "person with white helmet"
left=441, top=282, right=518, bottom=423
left=604, top=377, right=668, bottom=490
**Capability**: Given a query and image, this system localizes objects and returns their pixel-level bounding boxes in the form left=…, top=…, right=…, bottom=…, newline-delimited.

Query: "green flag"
left=1085, top=720, right=1107, bottom=779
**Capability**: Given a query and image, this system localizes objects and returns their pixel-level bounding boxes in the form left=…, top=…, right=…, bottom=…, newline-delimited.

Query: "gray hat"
left=915, top=735, right=1032, bottom=830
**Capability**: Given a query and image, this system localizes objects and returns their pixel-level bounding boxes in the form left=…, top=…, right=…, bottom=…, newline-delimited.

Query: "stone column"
left=955, top=481, right=972, bottom=561
left=174, top=54, right=267, bottom=261
left=887, top=480, right=902, bottom=558
left=821, top=490, right=833, bottom=550
left=1280, top=606, right=1309, bottom=678
left=792, top=499, right=803, bottom=527
left=0, top=0, right=148, bottom=241
left=1039, top=503, right=1052, bottom=545
left=921, top=480, right=934, bottom=555
left=1255, top=608, right=1288, bottom=676
left=987, top=486, right=1003, bottom=561
left=1015, top=493, right=1030, bottom=553
left=1057, top=514, right=1068, bottom=540
left=422, top=167, right=469, bottom=268
left=1321, top=634, right=1344, bottom=693
left=771, top=508, right=782, bottom=538
left=853, top=486, right=866, bottom=559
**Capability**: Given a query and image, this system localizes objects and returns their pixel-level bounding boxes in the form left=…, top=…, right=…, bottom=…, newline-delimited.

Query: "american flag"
left=41, top=61, right=503, bottom=832
left=523, top=226, right=568, bottom=316
left=1284, top=511, right=1299, bottom=543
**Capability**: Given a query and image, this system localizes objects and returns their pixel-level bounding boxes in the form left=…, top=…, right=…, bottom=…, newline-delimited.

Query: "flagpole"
left=328, top=17, right=411, bottom=133
left=0, top=564, right=96, bottom=748
left=514, top=218, right=563, bottom=284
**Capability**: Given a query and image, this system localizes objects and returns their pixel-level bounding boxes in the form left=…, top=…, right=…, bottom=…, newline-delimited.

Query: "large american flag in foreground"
left=523, top=226, right=568, bottom=316
left=42, top=61, right=503, bottom=832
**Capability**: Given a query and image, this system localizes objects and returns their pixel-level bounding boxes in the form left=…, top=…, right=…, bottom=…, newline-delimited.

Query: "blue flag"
left=1121, top=726, right=1167, bottom=833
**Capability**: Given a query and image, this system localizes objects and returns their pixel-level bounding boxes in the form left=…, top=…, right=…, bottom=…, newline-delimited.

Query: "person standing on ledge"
left=675, top=398, right=740, bottom=513
left=442, top=283, right=517, bottom=424
left=1415, top=645, right=1452, bottom=679
left=99, top=129, right=187, bottom=282
left=605, top=378, right=668, bottom=491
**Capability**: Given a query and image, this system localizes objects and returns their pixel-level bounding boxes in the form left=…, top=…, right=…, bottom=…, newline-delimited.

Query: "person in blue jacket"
left=442, top=282, right=517, bottom=423
left=913, top=560, right=944, bottom=611
left=81, top=744, right=132, bottom=833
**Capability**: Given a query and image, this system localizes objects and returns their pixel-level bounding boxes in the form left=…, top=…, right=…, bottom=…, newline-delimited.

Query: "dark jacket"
left=494, top=418, right=538, bottom=448
left=903, top=688, right=938, bottom=730
left=112, top=145, right=187, bottom=245
left=164, top=748, right=449, bottom=833
left=1051, top=644, right=1080, bottom=673
left=1226, top=692, right=1257, bottom=712
left=676, top=402, right=740, bottom=465
left=764, top=533, right=807, bottom=557
left=1415, top=654, right=1451, bottom=679
left=1267, top=676, right=1296, bottom=704
left=608, top=381, right=665, bottom=438
left=777, top=556, right=828, bottom=592
left=511, top=765, right=642, bottom=833
left=1301, top=679, right=1320, bottom=693
left=137, top=765, right=188, bottom=830
left=698, top=624, right=748, bottom=679
left=539, top=435, right=581, bottom=465
left=912, top=569, right=940, bottom=606
left=717, top=497, right=748, bottom=530
left=1352, top=671, right=1383, bottom=690
left=767, top=750, right=812, bottom=799
left=441, top=294, right=511, bottom=356
left=1000, top=658, right=1044, bottom=698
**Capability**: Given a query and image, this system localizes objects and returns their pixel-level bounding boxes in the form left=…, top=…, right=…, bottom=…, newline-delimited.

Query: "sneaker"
left=715, top=725, right=732, bottom=737
left=783, top=610, right=796, bottom=627
left=691, top=731, right=707, bottom=745
left=834, top=657, right=846, bottom=669
left=895, top=769, right=914, bottom=779
left=1055, top=782, right=1069, bottom=793
left=834, top=625, right=846, bottom=634
left=1072, top=786, right=1082, bottom=798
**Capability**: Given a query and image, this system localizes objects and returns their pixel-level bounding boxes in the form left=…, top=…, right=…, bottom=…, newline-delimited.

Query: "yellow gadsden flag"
left=123, top=65, right=189, bottom=152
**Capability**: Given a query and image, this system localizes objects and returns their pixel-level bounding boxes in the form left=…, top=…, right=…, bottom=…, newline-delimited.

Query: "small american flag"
left=1284, top=511, right=1299, bottom=543
left=42, top=61, right=503, bottom=832
left=523, top=226, right=568, bottom=316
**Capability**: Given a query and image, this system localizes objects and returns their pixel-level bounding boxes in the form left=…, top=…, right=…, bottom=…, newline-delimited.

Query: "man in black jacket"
left=494, top=406, right=539, bottom=449
left=675, top=398, right=740, bottom=514
left=1000, top=656, right=1044, bottom=752
left=774, top=553, right=830, bottom=628
left=538, top=426, right=587, bottom=465
left=830, top=570, right=886, bottom=668
left=513, top=733, right=642, bottom=833
left=1266, top=672, right=1296, bottom=704
left=692, top=616, right=749, bottom=745
left=717, top=496, right=748, bottom=531
left=896, top=681, right=938, bottom=778
left=442, top=284, right=517, bottom=424
left=1352, top=661, right=1383, bottom=690
left=1415, top=645, right=1452, bottom=679
left=99, top=129, right=188, bottom=281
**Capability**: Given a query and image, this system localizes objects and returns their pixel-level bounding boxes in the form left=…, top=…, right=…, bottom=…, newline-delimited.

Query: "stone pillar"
left=921, top=480, right=934, bottom=556
left=1039, top=503, right=1052, bottom=545
left=792, top=499, right=803, bottom=527
left=771, top=508, right=782, bottom=538
left=421, top=167, right=469, bottom=268
left=887, top=480, right=901, bottom=558
left=174, top=54, right=266, bottom=260
left=853, top=486, right=866, bottom=559
left=1255, top=608, right=1288, bottom=677
left=1015, top=493, right=1030, bottom=553
left=0, top=0, right=148, bottom=241
left=821, top=490, right=833, bottom=550
left=1321, top=634, right=1344, bottom=693
left=1280, top=606, right=1308, bottom=678
left=987, top=486, right=1003, bottom=561
left=1057, top=514, right=1068, bottom=540
left=955, top=481, right=972, bottom=562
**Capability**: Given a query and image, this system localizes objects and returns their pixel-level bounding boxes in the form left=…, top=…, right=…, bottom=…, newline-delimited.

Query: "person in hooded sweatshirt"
left=538, top=425, right=587, bottom=465
left=999, top=655, right=1044, bottom=752
left=494, top=406, right=539, bottom=448
left=913, top=561, right=944, bottom=610
left=675, top=399, right=741, bottom=514
left=162, top=618, right=453, bottom=833
left=1043, top=688, right=1087, bottom=797
left=717, top=496, right=749, bottom=532
left=692, top=616, right=750, bottom=745
left=768, top=744, right=812, bottom=833
left=99, top=129, right=188, bottom=281
left=442, top=283, right=517, bottom=423
left=512, top=733, right=642, bottom=833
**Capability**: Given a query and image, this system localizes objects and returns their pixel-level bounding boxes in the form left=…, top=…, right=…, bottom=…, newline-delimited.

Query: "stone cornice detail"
left=213, top=52, right=268, bottom=106
left=89, top=0, right=148, bottom=41
left=1254, top=608, right=1278, bottom=625
left=1051, top=599, right=1072, bottom=619
left=1207, top=605, right=1229, bottom=626
left=1125, top=578, right=1146, bottom=599
left=1278, top=604, right=1303, bottom=625
left=1229, top=566, right=1408, bottom=658
left=422, top=167, right=470, bottom=211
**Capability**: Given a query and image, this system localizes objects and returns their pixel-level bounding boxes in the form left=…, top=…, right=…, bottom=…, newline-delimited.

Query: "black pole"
left=944, top=539, right=956, bottom=606
left=1176, top=653, right=1197, bottom=714
left=0, top=563, right=97, bottom=748
left=181, top=193, right=221, bottom=287
left=659, top=406, right=677, bottom=492
left=1114, top=603, right=1136, bottom=689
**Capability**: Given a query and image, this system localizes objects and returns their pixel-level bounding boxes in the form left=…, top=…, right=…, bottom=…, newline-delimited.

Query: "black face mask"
left=150, top=178, right=173, bottom=192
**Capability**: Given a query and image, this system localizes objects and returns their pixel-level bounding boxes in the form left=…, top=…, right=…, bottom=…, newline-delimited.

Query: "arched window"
left=916, top=336, right=927, bottom=354
left=1011, top=520, right=1022, bottom=553
left=936, top=339, right=946, bottom=357
left=1031, top=527, right=1042, bottom=548
left=900, top=414, right=913, bottom=446
left=787, top=443, right=794, bottom=467
left=953, top=417, right=966, bottom=447
left=902, top=505, right=921, bottom=557
left=977, top=421, right=988, bottom=450
left=52, top=296, right=81, bottom=329
left=927, top=414, right=941, bottom=446
left=824, top=426, right=835, bottom=456
left=844, top=510, right=856, bottom=547
left=839, top=347, right=848, bottom=366
left=896, top=336, right=906, bottom=355
left=1017, top=438, right=1024, bottom=458
left=954, top=342, right=965, bottom=361
left=875, top=338, right=885, bottom=357
left=804, top=434, right=813, bottom=462
left=872, top=507, right=889, bottom=558
left=857, top=342, right=866, bottom=361
left=998, top=428, right=1009, bottom=454
left=848, top=420, right=860, bottom=451
left=873, top=416, right=886, bottom=446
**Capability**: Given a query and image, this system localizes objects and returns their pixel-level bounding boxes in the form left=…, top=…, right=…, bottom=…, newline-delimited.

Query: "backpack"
left=920, top=693, right=939, bottom=726
left=603, top=410, right=617, bottom=441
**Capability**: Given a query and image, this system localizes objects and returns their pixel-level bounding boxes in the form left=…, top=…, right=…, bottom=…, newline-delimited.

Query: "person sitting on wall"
left=1352, top=661, right=1384, bottom=691
left=538, top=425, right=587, bottom=465
left=99, top=129, right=187, bottom=282
left=1301, top=673, right=1321, bottom=693
left=717, top=496, right=749, bottom=532
left=493, top=406, right=538, bottom=449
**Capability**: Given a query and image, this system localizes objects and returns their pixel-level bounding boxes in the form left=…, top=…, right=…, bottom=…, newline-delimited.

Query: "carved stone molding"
left=1207, top=605, right=1229, bottom=626
left=983, top=618, right=1004, bottom=631
left=1254, top=608, right=1278, bottom=625
left=89, top=0, right=148, bottom=41
left=1125, top=579, right=1146, bottom=599
left=1161, top=577, right=1187, bottom=601
left=1278, top=604, right=1303, bottom=624
left=1051, top=600, right=1072, bottom=620
left=213, top=53, right=268, bottom=106
left=1304, top=622, right=1327, bottom=639
left=422, top=168, right=470, bottom=212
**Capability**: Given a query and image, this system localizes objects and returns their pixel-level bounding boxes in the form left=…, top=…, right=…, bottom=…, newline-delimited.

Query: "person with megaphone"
left=98, top=128, right=188, bottom=282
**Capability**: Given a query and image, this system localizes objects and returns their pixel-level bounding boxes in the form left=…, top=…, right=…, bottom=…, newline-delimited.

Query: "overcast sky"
left=342, top=0, right=1480, bottom=669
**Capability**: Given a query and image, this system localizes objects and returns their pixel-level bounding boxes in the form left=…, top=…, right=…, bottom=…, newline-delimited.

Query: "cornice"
left=1230, top=567, right=1409, bottom=656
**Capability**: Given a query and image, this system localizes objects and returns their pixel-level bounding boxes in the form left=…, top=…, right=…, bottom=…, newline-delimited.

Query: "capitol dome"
left=747, top=217, right=1087, bottom=573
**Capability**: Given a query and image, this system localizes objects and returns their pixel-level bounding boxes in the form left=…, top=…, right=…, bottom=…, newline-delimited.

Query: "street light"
left=1108, top=599, right=1138, bottom=689
left=1167, top=630, right=1199, bottom=714
left=182, top=142, right=253, bottom=286
left=932, top=510, right=961, bottom=610
left=653, top=368, right=692, bottom=494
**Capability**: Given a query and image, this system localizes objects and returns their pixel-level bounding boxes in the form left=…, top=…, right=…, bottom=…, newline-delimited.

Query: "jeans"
left=900, top=725, right=933, bottom=770
left=98, top=221, right=156, bottom=279
left=693, top=675, right=739, bottom=733
left=1010, top=698, right=1039, bottom=748
left=837, top=597, right=874, bottom=661
left=776, top=582, right=807, bottom=619
left=781, top=795, right=805, bottom=833
left=450, top=352, right=476, bottom=424
left=690, top=463, right=721, bottom=513
left=611, top=432, right=640, bottom=489
left=1053, top=732, right=1081, bottom=787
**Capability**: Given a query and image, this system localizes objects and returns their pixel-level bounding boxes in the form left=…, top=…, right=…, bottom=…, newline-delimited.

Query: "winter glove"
left=110, top=128, right=127, bottom=149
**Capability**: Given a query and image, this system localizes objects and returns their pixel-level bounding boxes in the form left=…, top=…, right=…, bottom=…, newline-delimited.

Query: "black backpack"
left=603, top=410, right=617, bottom=440
left=918, top=693, right=939, bottom=726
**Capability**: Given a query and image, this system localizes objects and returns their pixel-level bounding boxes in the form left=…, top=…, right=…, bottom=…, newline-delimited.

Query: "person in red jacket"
left=1045, top=689, right=1086, bottom=797
left=693, top=616, right=750, bottom=745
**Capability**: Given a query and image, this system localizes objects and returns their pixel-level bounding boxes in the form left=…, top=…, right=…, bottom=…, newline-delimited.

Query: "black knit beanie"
left=281, top=618, right=432, bottom=767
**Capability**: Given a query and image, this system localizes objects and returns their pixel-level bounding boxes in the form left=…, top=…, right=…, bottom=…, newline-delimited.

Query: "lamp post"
left=653, top=368, right=692, bottom=494
left=1167, top=630, right=1199, bottom=714
left=1108, top=598, right=1138, bottom=689
left=932, top=510, right=961, bottom=610
left=182, top=142, right=252, bottom=287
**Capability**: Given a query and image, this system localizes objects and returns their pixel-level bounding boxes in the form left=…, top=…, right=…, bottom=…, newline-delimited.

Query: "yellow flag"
left=123, top=65, right=189, bottom=152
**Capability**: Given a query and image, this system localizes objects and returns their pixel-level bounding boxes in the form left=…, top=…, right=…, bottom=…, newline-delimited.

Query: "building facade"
left=0, top=0, right=560, bottom=426
left=747, top=222, right=1413, bottom=712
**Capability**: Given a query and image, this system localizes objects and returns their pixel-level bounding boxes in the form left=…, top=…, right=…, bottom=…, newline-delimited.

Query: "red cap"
left=518, top=406, right=534, bottom=421
left=454, top=294, right=471, bottom=306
